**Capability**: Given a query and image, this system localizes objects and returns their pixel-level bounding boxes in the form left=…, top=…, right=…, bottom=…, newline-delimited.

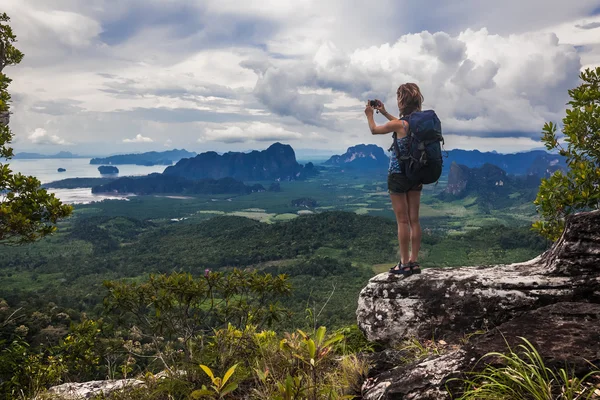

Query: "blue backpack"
left=392, top=110, right=444, bottom=184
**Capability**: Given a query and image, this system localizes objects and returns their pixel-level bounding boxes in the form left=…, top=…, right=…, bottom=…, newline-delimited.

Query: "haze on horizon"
left=2, top=0, right=600, bottom=157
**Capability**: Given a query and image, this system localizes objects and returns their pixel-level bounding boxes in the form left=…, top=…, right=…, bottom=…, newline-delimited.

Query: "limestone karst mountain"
left=163, top=142, right=317, bottom=181
left=324, top=144, right=390, bottom=169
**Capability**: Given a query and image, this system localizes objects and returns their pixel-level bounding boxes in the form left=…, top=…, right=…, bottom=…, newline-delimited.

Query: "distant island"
left=57, top=168, right=66, bottom=172
left=163, top=143, right=318, bottom=181
left=98, top=166, right=119, bottom=175
left=13, top=151, right=84, bottom=159
left=90, top=149, right=196, bottom=166
left=92, top=174, right=265, bottom=195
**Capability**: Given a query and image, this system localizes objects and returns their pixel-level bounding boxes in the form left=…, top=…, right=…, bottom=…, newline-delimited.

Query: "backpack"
left=392, top=110, right=444, bottom=184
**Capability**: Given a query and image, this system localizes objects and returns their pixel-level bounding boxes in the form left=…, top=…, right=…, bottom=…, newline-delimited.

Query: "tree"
left=533, top=67, right=600, bottom=240
left=0, top=12, right=72, bottom=244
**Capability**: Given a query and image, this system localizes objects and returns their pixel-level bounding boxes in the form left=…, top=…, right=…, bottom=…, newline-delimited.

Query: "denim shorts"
left=387, top=173, right=423, bottom=194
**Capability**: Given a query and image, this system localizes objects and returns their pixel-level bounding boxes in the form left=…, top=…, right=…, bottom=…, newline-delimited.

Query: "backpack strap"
left=392, top=118, right=410, bottom=174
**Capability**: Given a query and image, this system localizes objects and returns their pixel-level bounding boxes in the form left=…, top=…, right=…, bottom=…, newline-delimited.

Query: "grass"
left=451, top=337, right=600, bottom=400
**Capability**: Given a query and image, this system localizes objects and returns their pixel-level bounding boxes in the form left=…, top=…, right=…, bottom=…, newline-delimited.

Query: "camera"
left=369, top=100, right=380, bottom=108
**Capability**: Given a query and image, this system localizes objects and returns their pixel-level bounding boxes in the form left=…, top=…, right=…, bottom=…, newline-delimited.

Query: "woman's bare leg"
left=390, top=193, right=410, bottom=265
left=407, top=189, right=422, bottom=263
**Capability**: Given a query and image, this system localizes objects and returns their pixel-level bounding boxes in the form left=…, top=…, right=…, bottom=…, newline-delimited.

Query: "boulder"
left=357, top=209, right=600, bottom=399
left=357, top=210, right=600, bottom=345
left=362, top=302, right=600, bottom=400
left=45, top=379, right=144, bottom=399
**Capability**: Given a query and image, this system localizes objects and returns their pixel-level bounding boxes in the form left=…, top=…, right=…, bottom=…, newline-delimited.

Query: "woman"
left=364, top=83, right=424, bottom=276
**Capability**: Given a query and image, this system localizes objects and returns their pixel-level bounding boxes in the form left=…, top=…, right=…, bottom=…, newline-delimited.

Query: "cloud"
left=200, top=122, right=303, bottom=143
left=443, top=134, right=545, bottom=153
left=30, top=99, right=85, bottom=116
left=575, top=21, right=600, bottom=29
left=123, top=134, right=154, bottom=143
left=254, top=28, right=581, bottom=137
left=253, top=65, right=337, bottom=128
left=28, top=128, right=71, bottom=145
left=4, top=0, right=600, bottom=155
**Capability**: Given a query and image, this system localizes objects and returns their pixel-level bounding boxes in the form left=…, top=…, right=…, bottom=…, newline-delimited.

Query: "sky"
left=2, top=0, right=600, bottom=157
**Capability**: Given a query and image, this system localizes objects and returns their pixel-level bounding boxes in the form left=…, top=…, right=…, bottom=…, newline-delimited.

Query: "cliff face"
left=163, top=143, right=316, bottom=181
left=527, top=153, right=567, bottom=177
left=357, top=209, right=600, bottom=399
left=445, top=162, right=507, bottom=196
left=324, top=144, right=389, bottom=169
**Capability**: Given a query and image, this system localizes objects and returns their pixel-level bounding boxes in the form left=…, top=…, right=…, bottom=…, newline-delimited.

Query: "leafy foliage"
left=0, top=12, right=72, bottom=245
left=193, top=363, right=239, bottom=399
left=534, top=67, right=600, bottom=240
left=0, top=318, right=107, bottom=399
left=103, top=271, right=291, bottom=366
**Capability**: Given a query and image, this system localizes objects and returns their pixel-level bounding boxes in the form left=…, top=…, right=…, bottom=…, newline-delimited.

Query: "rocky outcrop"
left=45, top=379, right=144, bottom=399
left=357, top=210, right=600, bottom=344
left=444, top=162, right=469, bottom=195
left=163, top=142, right=317, bottom=181
left=444, top=162, right=508, bottom=197
left=324, top=144, right=389, bottom=169
left=362, top=302, right=600, bottom=400
left=527, top=153, right=567, bottom=177
left=357, top=210, right=600, bottom=399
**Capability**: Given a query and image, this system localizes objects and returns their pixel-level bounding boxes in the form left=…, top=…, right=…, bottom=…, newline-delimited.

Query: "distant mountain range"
left=442, top=149, right=566, bottom=176
left=12, top=151, right=84, bottom=159
left=324, top=144, right=566, bottom=177
left=163, top=143, right=317, bottom=181
left=90, top=149, right=196, bottom=166
left=90, top=143, right=317, bottom=196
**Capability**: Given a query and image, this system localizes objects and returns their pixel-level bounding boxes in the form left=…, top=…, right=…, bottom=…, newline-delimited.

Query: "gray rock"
left=362, top=302, right=600, bottom=399
left=44, top=379, right=144, bottom=399
left=357, top=210, right=600, bottom=345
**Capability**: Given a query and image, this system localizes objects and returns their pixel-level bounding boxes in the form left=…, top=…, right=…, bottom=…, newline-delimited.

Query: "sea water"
left=6, top=158, right=168, bottom=204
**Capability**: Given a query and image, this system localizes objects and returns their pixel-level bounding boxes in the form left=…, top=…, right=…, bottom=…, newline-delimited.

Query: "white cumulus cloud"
left=28, top=128, right=71, bottom=145
left=123, top=134, right=154, bottom=143
left=253, top=28, right=581, bottom=137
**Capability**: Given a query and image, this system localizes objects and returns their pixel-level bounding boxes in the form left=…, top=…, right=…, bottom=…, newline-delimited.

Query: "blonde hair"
left=397, top=83, right=424, bottom=116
